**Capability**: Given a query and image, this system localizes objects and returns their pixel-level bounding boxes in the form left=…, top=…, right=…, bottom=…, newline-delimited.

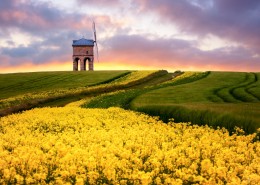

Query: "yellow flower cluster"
left=0, top=107, right=259, bottom=184
left=0, top=71, right=158, bottom=109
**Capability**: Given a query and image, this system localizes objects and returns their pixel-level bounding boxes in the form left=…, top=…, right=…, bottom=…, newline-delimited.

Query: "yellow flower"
left=0, top=107, right=259, bottom=184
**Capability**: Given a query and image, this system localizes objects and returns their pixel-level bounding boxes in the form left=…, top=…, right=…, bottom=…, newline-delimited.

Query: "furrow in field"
left=209, top=88, right=225, bottom=102
left=214, top=87, right=241, bottom=103
left=213, top=73, right=258, bottom=103
left=245, top=73, right=259, bottom=100
left=247, top=73, right=260, bottom=100
left=230, top=73, right=259, bottom=102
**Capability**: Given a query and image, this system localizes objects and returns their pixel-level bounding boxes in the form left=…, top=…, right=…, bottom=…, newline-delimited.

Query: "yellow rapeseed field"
left=0, top=107, right=259, bottom=184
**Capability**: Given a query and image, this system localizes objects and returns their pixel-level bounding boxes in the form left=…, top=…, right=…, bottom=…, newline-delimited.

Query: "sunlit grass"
left=131, top=72, right=260, bottom=133
left=0, top=71, right=129, bottom=99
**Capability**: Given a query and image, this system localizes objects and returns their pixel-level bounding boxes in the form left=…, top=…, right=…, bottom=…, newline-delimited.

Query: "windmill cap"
left=72, top=38, right=94, bottom=46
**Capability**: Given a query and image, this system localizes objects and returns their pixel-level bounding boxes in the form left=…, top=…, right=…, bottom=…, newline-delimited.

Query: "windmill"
left=72, top=21, right=99, bottom=71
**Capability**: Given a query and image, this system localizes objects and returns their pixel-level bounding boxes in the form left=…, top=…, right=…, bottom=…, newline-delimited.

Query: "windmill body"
left=72, top=22, right=99, bottom=71
left=72, top=38, right=94, bottom=71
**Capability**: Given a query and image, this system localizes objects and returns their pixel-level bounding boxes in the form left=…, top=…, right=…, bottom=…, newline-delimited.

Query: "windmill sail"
left=92, top=21, right=99, bottom=62
left=93, top=21, right=97, bottom=42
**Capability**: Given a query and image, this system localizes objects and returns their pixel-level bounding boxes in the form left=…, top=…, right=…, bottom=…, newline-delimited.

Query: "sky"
left=0, top=0, right=260, bottom=73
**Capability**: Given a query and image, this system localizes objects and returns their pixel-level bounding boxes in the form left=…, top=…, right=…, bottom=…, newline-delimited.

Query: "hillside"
left=131, top=72, right=260, bottom=133
left=0, top=70, right=170, bottom=116
left=81, top=71, right=260, bottom=134
left=0, top=70, right=260, bottom=184
left=0, top=71, right=129, bottom=99
left=1, top=70, right=260, bottom=133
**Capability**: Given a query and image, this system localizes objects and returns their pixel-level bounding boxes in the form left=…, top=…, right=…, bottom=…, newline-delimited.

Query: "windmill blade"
left=92, top=21, right=99, bottom=62
left=92, top=21, right=96, bottom=32
left=92, top=21, right=97, bottom=42
left=95, top=42, right=99, bottom=62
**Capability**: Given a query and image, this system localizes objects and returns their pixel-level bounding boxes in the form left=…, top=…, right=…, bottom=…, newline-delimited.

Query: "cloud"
left=0, top=0, right=95, bottom=35
left=0, top=0, right=259, bottom=72
left=76, top=0, right=120, bottom=6
left=139, top=0, right=260, bottom=53
left=2, top=46, right=36, bottom=58
left=0, top=29, right=76, bottom=66
left=101, top=34, right=259, bottom=71
left=0, top=0, right=116, bottom=68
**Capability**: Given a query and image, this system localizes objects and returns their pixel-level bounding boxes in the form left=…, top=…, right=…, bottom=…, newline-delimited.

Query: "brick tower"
left=72, top=38, right=94, bottom=71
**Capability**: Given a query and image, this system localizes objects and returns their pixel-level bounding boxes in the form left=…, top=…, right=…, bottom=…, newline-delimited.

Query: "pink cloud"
left=76, top=0, right=121, bottom=7
left=100, top=34, right=260, bottom=72
left=139, top=0, right=260, bottom=54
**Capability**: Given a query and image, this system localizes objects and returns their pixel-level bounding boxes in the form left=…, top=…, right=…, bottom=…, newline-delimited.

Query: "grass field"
left=0, top=70, right=170, bottom=116
left=131, top=72, right=260, bottom=133
left=1, top=70, right=260, bottom=133
left=0, top=71, right=129, bottom=99
left=83, top=72, right=207, bottom=109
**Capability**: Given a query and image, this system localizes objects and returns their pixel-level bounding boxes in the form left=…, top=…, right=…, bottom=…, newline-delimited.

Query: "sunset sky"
left=0, top=0, right=260, bottom=73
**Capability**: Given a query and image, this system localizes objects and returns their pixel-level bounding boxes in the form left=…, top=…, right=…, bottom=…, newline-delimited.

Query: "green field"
left=131, top=72, right=260, bottom=133
left=1, top=70, right=260, bottom=134
left=0, top=71, right=129, bottom=99
left=0, top=70, right=170, bottom=116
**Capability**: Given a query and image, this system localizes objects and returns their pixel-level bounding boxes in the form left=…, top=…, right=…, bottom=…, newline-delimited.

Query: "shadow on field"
left=135, top=105, right=258, bottom=135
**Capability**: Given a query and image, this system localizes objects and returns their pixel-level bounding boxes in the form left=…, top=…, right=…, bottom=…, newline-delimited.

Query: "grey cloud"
left=2, top=46, right=37, bottom=58
left=140, top=0, right=260, bottom=53
left=0, top=0, right=90, bottom=35
left=0, top=30, right=78, bottom=65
